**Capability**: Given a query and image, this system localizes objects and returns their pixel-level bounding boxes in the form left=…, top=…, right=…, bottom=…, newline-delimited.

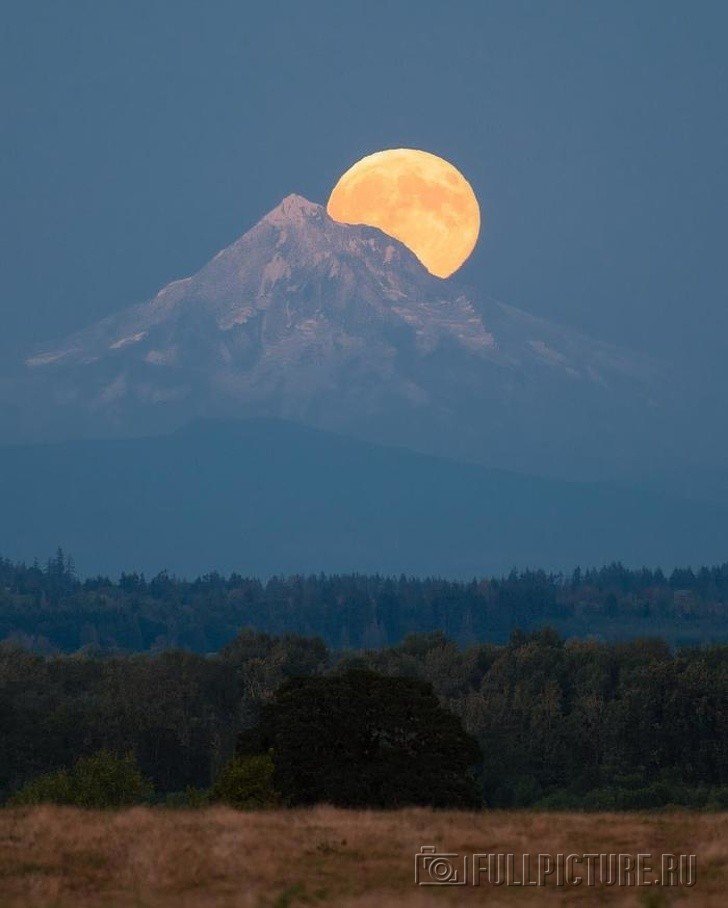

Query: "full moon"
left=327, top=148, right=481, bottom=279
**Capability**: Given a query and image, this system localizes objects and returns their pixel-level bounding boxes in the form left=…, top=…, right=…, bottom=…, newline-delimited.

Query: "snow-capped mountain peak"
left=263, top=193, right=324, bottom=226
left=13, top=195, right=661, bottom=471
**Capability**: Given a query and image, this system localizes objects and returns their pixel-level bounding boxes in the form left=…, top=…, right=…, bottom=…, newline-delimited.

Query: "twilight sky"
left=1, top=0, right=726, bottom=389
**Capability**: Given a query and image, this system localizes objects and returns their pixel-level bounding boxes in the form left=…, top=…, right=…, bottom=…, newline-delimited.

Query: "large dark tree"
left=237, top=669, right=482, bottom=808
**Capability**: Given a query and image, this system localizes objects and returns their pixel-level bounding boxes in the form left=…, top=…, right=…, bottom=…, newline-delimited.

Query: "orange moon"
left=327, top=148, right=481, bottom=278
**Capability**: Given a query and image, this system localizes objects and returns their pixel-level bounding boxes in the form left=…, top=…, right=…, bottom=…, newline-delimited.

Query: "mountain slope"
left=5, top=196, right=664, bottom=477
left=0, top=418, right=725, bottom=578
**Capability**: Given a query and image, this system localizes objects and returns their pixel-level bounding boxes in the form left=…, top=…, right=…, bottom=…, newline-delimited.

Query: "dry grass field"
left=0, top=806, right=725, bottom=907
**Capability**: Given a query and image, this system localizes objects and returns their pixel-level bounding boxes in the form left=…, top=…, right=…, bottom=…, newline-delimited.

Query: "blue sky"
left=1, top=0, right=726, bottom=389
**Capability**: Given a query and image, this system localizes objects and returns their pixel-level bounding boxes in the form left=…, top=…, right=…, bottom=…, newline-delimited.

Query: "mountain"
left=0, top=418, right=726, bottom=578
left=2, top=195, right=669, bottom=479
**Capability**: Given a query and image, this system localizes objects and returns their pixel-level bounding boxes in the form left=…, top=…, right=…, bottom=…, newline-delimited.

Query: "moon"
left=327, top=148, right=481, bottom=279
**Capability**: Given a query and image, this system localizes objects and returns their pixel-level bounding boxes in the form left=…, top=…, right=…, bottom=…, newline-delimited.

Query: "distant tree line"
left=2, top=549, right=728, bottom=653
left=1, top=626, right=726, bottom=809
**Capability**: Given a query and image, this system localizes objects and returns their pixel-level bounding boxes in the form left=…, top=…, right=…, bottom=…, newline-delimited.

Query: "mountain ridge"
left=2, top=195, right=669, bottom=479
left=1, top=416, right=726, bottom=578
left=25, top=194, right=657, bottom=383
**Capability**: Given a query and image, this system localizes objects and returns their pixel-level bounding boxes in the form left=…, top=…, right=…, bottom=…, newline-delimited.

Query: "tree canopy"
left=238, top=669, right=482, bottom=808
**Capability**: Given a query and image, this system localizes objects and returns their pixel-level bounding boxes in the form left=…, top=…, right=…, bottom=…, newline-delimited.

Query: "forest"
left=2, top=550, right=728, bottom=653
left=1, top=624, right=726, bottom=809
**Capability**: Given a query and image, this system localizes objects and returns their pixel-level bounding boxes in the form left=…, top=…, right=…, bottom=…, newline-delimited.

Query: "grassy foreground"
left=0, top=806, right=726, bottom=906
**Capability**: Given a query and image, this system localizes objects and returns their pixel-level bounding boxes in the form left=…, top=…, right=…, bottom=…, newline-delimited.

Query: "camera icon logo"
left=415, top=845, right=467, bottom=885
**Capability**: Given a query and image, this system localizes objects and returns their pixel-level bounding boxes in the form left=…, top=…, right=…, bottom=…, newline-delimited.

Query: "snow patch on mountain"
left=110, top=331, right=147, bottom=350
